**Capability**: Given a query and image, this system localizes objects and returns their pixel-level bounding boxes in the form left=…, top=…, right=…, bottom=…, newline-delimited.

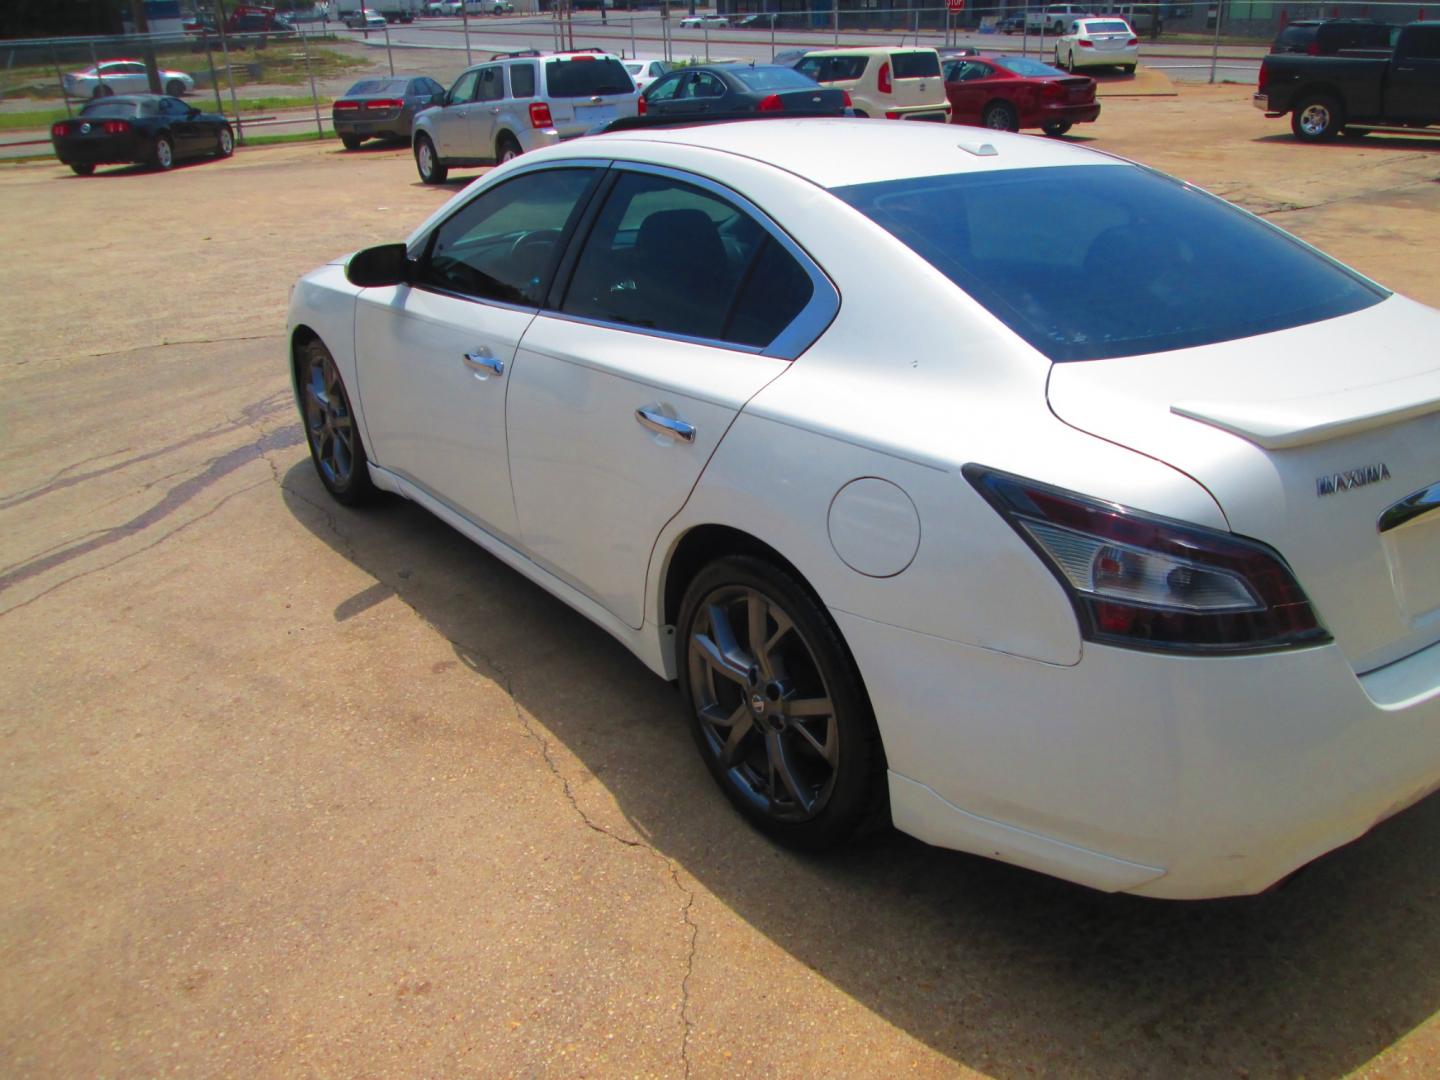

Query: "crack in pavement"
left=269, top=449, right=703, bottom=1077
left=9, top=332, right=285, bottom=370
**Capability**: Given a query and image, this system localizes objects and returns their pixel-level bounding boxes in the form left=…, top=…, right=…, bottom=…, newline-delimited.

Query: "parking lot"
left=2, top=87, right=1440, bottom=1077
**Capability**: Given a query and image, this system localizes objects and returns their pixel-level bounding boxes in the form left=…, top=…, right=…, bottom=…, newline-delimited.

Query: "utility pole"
left=129, top=0, right=164, bottom=94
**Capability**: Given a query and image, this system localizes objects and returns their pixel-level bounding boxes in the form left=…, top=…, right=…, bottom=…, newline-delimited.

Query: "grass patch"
left=1, top=42, right=370, bottom=101
left=0, top=95, right=322, bottom=131
left=239, top=130, right=334, bottom=146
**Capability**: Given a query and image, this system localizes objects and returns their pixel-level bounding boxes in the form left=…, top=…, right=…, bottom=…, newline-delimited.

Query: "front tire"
left=153, top=134, right=175, bottom=170
left=298, top=338, right=375, bottom=506
left=1291, top=94, right=1343, bottom=141
left=1122, top=63, right=1136, bottom=76
left=340, top=133, right=364, bottom=150
left=678, top=556, right=887, bottom=851
left=1042, top=120, right=1072, bottom=137
left=982, top=100, right=1019, bottom=132
left=69, top=162, right=95, bottom=176
left=215, top=124, right=234, bottom=157
left=414, top=133, right=447, bottom=183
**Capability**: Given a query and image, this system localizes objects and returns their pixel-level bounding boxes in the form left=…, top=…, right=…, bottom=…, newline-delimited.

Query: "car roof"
left=800, top=46, right=939, bottom=57
left=582, top=117, right=1121, bottom=189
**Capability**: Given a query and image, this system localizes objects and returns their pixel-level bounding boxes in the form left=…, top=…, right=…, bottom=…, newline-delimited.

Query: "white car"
left=288, top=120, right=1440, bottom=901
left=623, top=57, right=676, bottom=93
left=1055, top=17, right=1140, bottom=74
left=344, top=8, right=387, bottom=29
left=63, top=61, right=195, bottom=99
left=680, top=13, right=729, bottom=27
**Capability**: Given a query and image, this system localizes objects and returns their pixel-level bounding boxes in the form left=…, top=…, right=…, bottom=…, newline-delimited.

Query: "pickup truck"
left=1255, top=21, right=1440, bottom=140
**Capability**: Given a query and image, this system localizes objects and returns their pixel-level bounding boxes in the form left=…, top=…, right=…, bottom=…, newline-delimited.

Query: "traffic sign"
left=947, top=0, right=965, bottom=11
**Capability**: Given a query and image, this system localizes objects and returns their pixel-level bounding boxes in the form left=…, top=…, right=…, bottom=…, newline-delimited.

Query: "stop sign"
left=947, top=0, right=965, bottom=10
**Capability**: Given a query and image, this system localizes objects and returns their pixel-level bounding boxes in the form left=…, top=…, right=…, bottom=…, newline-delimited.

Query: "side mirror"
left=346, top=243, right=414, bottom=287
left=188, top=106, right=201, bottom=118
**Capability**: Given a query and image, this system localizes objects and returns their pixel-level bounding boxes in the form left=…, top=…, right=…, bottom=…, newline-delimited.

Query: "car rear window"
left=994, top=56, right=1066, bottom=76
left=796, top=55, right=869, bottom=82
left=345, top=78, right=395, bottom=95
left=733, top=66, right=818, bottom=91
left=79, top=101, right=142, bottom=118
left=833, top=165, right=1387, bottom=363
left=1272, top=25, right=1317, bottom=48
left=544, top=57, right=633, bottom=97
left=891, top=51, right=941, bottom=78
left=1084, top=20, right=1131, bottom=32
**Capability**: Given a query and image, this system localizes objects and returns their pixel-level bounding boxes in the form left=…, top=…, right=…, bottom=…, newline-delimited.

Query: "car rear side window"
left=892, top=52, right=941, bottom=78
left=560, top=171, right=811, bottom=348
left=834, top=164, right=1387, bottom=362
left=509, top=62, right=536, bottom=97
left=420, top=168, right=599, bottom=307
left=544, top=57, right=633, bottom=97
left=1399, top=26, right=1440, bottom=59
left=734, top=66, right=819, bottom=91
left=797, top=55, right=869, bottom=82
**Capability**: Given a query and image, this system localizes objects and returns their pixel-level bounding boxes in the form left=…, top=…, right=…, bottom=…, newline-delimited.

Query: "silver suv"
left=411, top=49, right=639, bottom=184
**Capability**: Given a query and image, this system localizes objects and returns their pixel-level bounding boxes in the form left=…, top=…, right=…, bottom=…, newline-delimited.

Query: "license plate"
left=575, top=104, right=618, bottom=123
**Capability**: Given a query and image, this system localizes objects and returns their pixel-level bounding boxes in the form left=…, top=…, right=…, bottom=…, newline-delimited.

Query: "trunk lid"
left=774, top=87, right=850, bottom=113
left=1046, top=295, right=1440, bottom=673
left=543, top=55, right=640, bottom=137
left=886, top=50, right=946, bottom=109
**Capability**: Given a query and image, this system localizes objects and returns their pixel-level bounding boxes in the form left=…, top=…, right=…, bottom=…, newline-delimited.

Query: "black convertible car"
left=51, top=95, right=234, bottom=176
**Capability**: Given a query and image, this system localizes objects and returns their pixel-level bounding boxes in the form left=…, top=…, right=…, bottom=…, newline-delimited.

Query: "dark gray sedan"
left=332, top=75, right=446, bottom=150
left=641, top=64, right=849, bottom=118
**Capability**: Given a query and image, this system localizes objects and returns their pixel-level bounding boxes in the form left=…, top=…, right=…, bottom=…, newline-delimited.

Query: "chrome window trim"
left=552, top=160, right=840, bottom=362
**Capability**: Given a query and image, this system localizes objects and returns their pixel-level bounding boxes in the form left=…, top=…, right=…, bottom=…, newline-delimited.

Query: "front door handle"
left=636, top=407, right=695, bottom=443
left=463, top=349, right=504, bottom=376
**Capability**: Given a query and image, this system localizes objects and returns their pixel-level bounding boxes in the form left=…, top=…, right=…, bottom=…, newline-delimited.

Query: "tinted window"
left=688, top=72, right=727, bottom=98
left=562, top=171, right=806, bottom=347
left=1083, top=20, right=1131, bottom=32
left=645, top=72, right=685, bottom=101
left=1399, top=26, right=1440, bottom=59
left=421, top=168, right=597, bottom=306
left=994, top=56, right=1066, bottom=76
left=892, top=51, right=941, bottom=78
left=834, top=165, right=1387, bottom=363
left=733, top=66, right=817, bottom=91
left=509, top=62, right=536, bottom=98
left=476, top=65, right=504, bottom=102
left=950, top=60, right=995, bottom=81
left=80, top=101, right=142, bottom=118
left=346, top=78, right=390, bottom=95
left=159, top=97, right=190, bottom=115
left=544, top=57, right=633, bottom=97
left=1273, top=25, right=1317, bottom=48
left=797, top=55, right=868, bottom=82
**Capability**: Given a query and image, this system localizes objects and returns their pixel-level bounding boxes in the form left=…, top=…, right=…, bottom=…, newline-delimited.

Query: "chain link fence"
left=1, top=1, right=1429, bottom=155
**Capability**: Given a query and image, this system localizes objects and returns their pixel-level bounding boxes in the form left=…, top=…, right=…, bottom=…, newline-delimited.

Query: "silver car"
left=410, top=50, right=638, bottom=184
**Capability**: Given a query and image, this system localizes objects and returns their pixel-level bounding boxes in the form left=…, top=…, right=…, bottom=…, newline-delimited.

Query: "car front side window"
left=447, top=70, right=479, bottom=105
left=476, top=65, right=504, bottom=103
left=418, top=167, right=599, bottom=307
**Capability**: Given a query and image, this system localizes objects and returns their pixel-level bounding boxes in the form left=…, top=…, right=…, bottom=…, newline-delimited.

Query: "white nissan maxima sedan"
left=288, top=120, right=1440, bottom=900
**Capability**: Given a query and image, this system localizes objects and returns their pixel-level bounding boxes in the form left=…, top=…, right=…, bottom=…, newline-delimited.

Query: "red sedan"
left=943, top=54, right=1100, bottom=136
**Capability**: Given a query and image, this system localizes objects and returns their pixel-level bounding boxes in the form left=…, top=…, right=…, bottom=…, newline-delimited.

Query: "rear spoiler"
left=1172, top=368, right=1440, bottom=449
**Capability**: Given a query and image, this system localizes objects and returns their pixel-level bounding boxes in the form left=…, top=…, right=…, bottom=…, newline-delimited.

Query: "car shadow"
left=1252, top=132, right=1440, bottom=150
left=281, top=458, right=1440, bottom=1076
left=71, top=156, right=224, bottom=178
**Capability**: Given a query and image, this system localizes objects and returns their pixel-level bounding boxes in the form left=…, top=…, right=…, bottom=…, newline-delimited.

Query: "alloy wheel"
left=1299, top=103, right=1331, bottom=137
left=303, top=350, right=356, bottom=488
left=687, top=585, right=839, bottom=822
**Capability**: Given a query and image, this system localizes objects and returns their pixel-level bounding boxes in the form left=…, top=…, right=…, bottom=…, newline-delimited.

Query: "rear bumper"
left=890, top=105, right=952, bottom=122
left=334, top=116, right=409, bottom=138
left=1253, top=91, right=1285, bottom=116
left=1039, top=102, right=1102, bottom=125
left=836, top=609, right=1440, bottom=899
left=52, top=134, right=146, bottom=165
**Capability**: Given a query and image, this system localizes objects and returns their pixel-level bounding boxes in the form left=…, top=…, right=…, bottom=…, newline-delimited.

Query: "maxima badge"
left=1316, top=463, right=1391, bottom=497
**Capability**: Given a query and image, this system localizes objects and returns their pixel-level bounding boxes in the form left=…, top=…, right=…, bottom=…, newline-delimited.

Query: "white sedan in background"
left=623, top=57, right=676, bottom=92
left=288, top=119, right=1440, bottom=900
left=679, top=13, right=729, bottom=27
left=1055, top=17, right=1140, bottom=74
left=63, top=60, right=195, bottom=99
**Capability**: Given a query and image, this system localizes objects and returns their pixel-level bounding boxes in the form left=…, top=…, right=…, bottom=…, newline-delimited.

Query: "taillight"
left=965, top=467, right=1330, bottom=654
left=365, top=98, right=403, bottom=109
left=884, top=110, right=901, bottom=119
left=757, top=93, right=783, bottom=112
left=1042, top=81, right=1064, bottom=100
left=529, top=101, right=553, bottom=128
left=1079, top=39, right=1095, bottom=47
left=1306, top=40, right=1319, bottom=54
left=841, top=90, right=852, bottom=106
left=51, top=121, right=72, bottom=137
left=102, top=120, right=131, bottom=134
left=877, top=61, right=892, bottom=94
left=637, top=94, right=647, bottom=115
left=334, top=101, right=360, bottom=111
left=1126, top=36, right=1138, bottom=45
left=1258, top=62, right=1269, bottom=91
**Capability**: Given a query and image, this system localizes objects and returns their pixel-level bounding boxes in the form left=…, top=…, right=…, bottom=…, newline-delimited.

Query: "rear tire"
left=340, top=133, right=363, bottom=150
left=982, top=100, right=1019, bottom=132
left=165, top=79, right=186, bottom=96
left=414, top=133, right=447, bottom=183
left=1042, top=120, right=1072, bottom=137
left=677, top=556, right=888, bottom=851
left=153, top=134, right=175, bottom=170
left=1291, top=94, right=1343, bottom=141
left=1123, top=63, right=1136, bottom=76
left=496, top=132, right=522, bottom=163
left=69, top=162, right=95, bottom=176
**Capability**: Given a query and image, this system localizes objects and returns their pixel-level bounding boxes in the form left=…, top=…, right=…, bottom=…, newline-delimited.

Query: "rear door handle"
left=463, top=349, right=504, bottom=377
left=636, top=407, right=695, bottom=443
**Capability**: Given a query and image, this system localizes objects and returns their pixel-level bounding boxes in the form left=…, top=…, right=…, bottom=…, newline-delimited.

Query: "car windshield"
left=733, top=66, right=817, bottom=91
left=79, top=101, right=142, bottom=118
left=1084, top=20, right=1131, bottom=32
left=833, top=165, right=1387, bottom=362
left=544, top=57, right=633, bottom=97
left=994, top=56, right=1067, bottom=76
